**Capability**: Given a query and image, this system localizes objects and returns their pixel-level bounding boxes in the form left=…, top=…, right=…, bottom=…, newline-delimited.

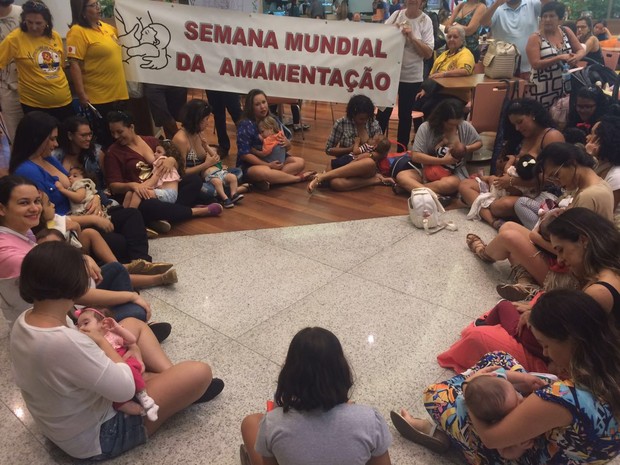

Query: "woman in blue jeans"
left=10, top=241, right=223, bottom=461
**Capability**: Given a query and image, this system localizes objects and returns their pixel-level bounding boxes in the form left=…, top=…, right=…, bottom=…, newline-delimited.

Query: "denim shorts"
left=154, top=188, right=178, bottom=204
left=89, top=412, right=147, bottom=461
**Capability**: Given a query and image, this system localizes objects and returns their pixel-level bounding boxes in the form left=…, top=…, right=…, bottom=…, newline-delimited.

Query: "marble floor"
left=0, top=210, right=566, bottom=464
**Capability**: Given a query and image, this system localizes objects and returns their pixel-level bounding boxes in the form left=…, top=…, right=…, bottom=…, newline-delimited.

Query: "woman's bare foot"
left=376, top=174, right=396, bottom=186
left=400, top=408, right=434, bottom=435
left=307, top=174, right=322, bottom=194
left=298, top=170, right=317, bottom=183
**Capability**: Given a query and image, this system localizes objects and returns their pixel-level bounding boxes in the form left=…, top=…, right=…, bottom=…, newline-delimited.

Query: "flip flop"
left=390, top=411, right=450, bottom=454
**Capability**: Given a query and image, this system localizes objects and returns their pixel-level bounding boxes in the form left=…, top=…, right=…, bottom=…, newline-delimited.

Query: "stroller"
left=566, top=58, right=620, bottom=110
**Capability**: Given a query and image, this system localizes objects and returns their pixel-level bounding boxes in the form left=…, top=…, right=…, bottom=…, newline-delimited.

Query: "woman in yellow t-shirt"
left=414, top=25, right=475, bottom=116
left=0, top=1, right=74, bottom=121
left=67, top=0, right=129, bottom=148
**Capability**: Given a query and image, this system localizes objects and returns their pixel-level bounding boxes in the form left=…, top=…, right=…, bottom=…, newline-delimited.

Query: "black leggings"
left=137, top=174, right=202, bottom=224
left=102, top=207, right=151, bottom=263
left=376, top=81, right=422, bottom=149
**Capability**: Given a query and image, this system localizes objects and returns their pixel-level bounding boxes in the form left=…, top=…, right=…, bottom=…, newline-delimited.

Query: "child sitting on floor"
left=55, top=166, right=109, bottom=218
left=75, top=308, right=159, bottom=421
left=124, top=140, right=183, bottom=208
left=464, top=369, right=555, bottom=459
left=203, top=147, right=243, bottom=209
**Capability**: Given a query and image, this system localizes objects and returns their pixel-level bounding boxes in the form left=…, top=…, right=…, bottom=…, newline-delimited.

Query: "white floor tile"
left=1, top=214, right=559, bottom=464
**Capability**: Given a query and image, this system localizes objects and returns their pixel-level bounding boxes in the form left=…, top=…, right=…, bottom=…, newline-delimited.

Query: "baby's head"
left=464, top=374, right=522, bottom=424
left=75, top=307, right=111, bottom=334
left=373, top=138, right=391, bottom=162
left=68, top=166, right=86, bottom=184
left=35, top=227, right=65, bottom=244
left=515, top=154, right=537, bottom=181
left=258, top=116, right=279, bottom=138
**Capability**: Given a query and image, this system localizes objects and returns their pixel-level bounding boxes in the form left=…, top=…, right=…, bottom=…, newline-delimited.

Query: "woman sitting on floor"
left=466, top=142, right=613, bottom=292
left=105, top=110, right=222, bottom=234
left=236, top=89, right=315, bottom=191
left=394, top=289, right=620, bottom=464
left=308, top=94, right=394, bottom=193
left=460, top=99, right=564, bottom=229
left=240, top=327, right=392, bottom=465
left=439, top=207, right=620, bottom=373
left=10, top=241, right=224, bottom=461
left=393, top=98, right=481, bottom=202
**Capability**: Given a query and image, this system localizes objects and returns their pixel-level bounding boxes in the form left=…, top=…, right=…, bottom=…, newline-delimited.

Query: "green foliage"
left=100, top=0, right=115, bottom=18
left=564, top=0, right=620, bottom=20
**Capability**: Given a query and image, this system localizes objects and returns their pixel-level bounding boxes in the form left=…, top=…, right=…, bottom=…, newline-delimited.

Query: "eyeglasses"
left=77, top=131, right=93, bottom=138
left=86, top=1, right=101, bottom=8
left=546, top=163, right=564, bottom=182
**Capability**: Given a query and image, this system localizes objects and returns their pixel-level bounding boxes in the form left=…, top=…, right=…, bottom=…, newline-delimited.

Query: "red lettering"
left=177, top=52, right=191, bottom=70
left=184, top=21, right=198, bottom=40
left=316, top=67, right=330, bottom=85
left=304, top=35, right=318, bottom=53
left=199, top=23, right=213, bottom=42
left=328, top=69, right=344, bottom=87
left=336, top=37, right=351, bottom=55
left=320, top=35, right=335, bottom=54
left=254, top=61, right=267, bottom=80
left=287, top=64, right=300, bottom=83
left=214, top=25, right=232, bottom=43
left=219, top=58, right=233, bottom=76
left=375, top=40, right=387, bottom=59
left=248, top=28, right=263, bottom=47
left=264, top=31, right=278, bottom=49
left=232, top=27, right=247, bottom=46
left=300, top=66, right=316, bottom=84
left=269, top=63, right=286, bottom=81
left=285, top=33, right=303, bottom=51
left=359, top=39, right=374, bottom=58
left=235, top=59, right=253, bottom=78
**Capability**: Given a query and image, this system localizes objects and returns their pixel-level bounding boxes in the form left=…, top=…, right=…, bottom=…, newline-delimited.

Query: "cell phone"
left=88, top=103, right=102, bottom=119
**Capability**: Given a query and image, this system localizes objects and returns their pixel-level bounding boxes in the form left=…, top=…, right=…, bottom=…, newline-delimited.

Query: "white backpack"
left=408, top=188, right=457, bottom=234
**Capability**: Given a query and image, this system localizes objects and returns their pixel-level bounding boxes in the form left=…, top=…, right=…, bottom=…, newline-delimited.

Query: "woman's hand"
left=517, top=310, right=531, bottom=336
left=566, top=53, right=579, bottom=67
left=80, top=325, right=106, bottom=345
left=54, top=180, right=68, bottom=192
left=269, top=161, right=284, bottom=170
left=92, top=215, right=114, bottom=233
left=202, top=152, right=220, bottom=169
left=400, top=22, right=412, bottom=37
left=556, top=53, right=572, bottom=63
left=493, top=175, right=512, bottom=190
left=415, top=89, right=426, bottom=100
left=505, top=370, right=549, bottom=394
left=131, top=293, right=152, bottom=321
left=131, top=183, right=155, bottom=200
left=84, top=195, right=104, bottom=216
left=83, top=254, right=103, bottom=284
left=66, top=217, right=81, bottom=233
left=77, top=93, right=90, bottom=108
left=159, top=156, right=177, bottom=176
left=430, top=72, right=446, bottom=79
left=441, top=154, right=459, bottom=166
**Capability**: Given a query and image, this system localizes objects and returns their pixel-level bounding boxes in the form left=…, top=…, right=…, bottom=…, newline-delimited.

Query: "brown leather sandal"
left=466, top=233, right=495, bottom=263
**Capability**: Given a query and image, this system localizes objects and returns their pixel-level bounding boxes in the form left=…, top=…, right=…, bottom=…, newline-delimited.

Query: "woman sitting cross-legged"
left=10, top=241, right=224, bottom=461
left=240, top=327, right=392, bottom=465
left=460, top=99, right=564, bottom=230
left=105, top=110, right=222, bottom=234
left=308, top=94, right=395, bottom=193
left=393, top=98, right=481, bottom=202
left=236, top=89, right=315, bottom=191
left=394, top=289, right=620, bottom=464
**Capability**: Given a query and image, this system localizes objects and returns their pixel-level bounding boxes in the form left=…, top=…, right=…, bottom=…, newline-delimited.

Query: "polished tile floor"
left=2, top=210, right=612, bottom=465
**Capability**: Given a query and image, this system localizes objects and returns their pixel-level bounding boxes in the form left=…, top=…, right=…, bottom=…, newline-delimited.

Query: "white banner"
left=114, top=0, right=404, bottom=106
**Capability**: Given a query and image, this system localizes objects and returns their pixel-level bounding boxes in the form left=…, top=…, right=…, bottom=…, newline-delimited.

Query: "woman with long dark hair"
left=398, top=290, right=620, bottom=463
